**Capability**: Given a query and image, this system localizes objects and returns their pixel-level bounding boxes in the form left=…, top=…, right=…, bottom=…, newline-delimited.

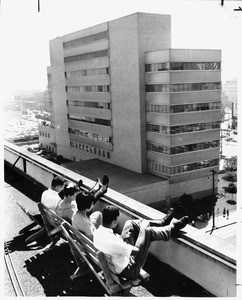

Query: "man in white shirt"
left=41, top=177, right=65, bottom=210
left=93, top=205, right=189, bottom=280
left=25, top=176, right=65, bottom=244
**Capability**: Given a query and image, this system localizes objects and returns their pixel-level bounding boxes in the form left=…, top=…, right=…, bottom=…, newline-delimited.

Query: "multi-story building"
left=222, top=78, right=238, bottom=103
left=39, top=12, right=221, bottom=206
left=145, top=49, right=221, bottom=184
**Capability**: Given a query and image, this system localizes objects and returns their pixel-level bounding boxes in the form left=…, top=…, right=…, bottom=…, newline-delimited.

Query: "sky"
left=0, top=0, right=241, bottom=101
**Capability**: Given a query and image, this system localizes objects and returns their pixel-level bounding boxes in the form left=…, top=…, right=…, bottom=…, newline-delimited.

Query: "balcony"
left=4, top=141, right=237, bottom=297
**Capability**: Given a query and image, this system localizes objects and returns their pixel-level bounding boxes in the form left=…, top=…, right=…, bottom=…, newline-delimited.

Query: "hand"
left=140, top=219, right=149, bottom=229
left=121, top=227, right=133, bottom=239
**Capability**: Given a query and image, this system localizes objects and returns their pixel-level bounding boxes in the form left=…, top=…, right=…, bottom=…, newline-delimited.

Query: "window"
left=68, top=114, right=111, bottom=126
left=146, top=104, right=169, bottom=113
left=170, top=82, right=221, bottom=93
left=64, top=49, right=108, bottom=63
left=145, top=62, right=169, bottom=72
left=67, top=100, right=110, bottom=109
left=170, top=62, right=221, bottom=71
left=66, top=67, right=109, bottom=78
left=67, top=85, right=110, bottom=93
left=63, top=31, right=108, bottom=49
left=170, top=121, right=220, bottom=134
left=146, top=84, right=169, bottom=92
left=148, top=159, right=219, bottom=176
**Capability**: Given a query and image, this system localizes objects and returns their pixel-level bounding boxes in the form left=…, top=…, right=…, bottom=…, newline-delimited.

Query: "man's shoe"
left=171, top=216, right=190, bottom=235
left=78, top=179, right=83, bottom=189
left=160, top=208, right=175, bottom=226
left=100, top=174, right=109, bottom=194
left=89, top=178, right=102, bottom=194
left=148, top=208, right=174, bottom=227
left=93, top=174, right=109, bottom=200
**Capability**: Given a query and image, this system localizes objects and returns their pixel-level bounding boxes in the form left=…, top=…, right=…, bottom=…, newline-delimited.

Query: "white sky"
left=0, top=0, right=241, bottom=100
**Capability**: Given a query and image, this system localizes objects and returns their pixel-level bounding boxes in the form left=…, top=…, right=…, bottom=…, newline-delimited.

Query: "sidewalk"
left=193, top=209, right=238, bottom=246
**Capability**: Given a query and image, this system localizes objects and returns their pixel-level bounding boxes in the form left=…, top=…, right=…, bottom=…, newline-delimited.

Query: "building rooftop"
left=62, top=158, right=166, bottom=193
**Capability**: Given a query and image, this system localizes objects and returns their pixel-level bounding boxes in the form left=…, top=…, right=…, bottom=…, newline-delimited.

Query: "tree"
left=223, top=156, right=237, bottom=172
left=178, top=193, right=194, bottom=216
left=222, top=156, right=237, bottom=203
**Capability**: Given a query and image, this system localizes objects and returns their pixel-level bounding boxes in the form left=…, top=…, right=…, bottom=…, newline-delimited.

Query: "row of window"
left=146, top=62, right=169, bottom=72
left=66, top=85, right=110, bottom=93
left=67, top=100, right=110, bottom=109
left=39, top=144, right=55, bottom=153
left=146, top=82, right=221, bottom=93
left=65, top=67, right=109, bottom=78
left=64, top=49, right=108, bottom=63
left=148, top=158, right=219, bottom=175
left=145, top=62, right=221, bottom=72
left=68, top=114, right=111, bottom=126
left=170, top=62, right=221, bottom=71
left=63, top=31, right=108, bottom=49
left=39, top=131, right=50, bottom=138
left=68, top=127, right=111, bottom=143
left=70, top=140, right=111, bottom=159
left=147, top=121, right=220, bottom=134
left=146, top=101, right=221, bottom=114
left=147, top=140, right=219, bottom=155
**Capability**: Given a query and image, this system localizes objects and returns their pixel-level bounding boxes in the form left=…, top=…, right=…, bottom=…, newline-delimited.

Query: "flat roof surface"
left=62, top=159, right=167, bottom=192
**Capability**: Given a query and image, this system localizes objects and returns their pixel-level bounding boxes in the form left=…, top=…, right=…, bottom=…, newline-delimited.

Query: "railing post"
left=4, top=156, right=21, bottom=180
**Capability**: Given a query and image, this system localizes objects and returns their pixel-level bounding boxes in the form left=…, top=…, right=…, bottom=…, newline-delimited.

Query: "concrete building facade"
left=41, top=12, right=221, bottom=206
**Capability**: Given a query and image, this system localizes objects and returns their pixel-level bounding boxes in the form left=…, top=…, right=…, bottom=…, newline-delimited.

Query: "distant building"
left=231, top=101, right=238, bottom=130
left=222, top=78, right=237, bottom=103
left=20, top=91, right=46, bottom=114
left=4, top=95, right=21, bottom=112
left=40, top=12, right=221, bottom=207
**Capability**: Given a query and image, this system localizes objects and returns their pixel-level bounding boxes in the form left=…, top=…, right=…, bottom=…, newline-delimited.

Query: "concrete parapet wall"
left=4, top=141, right=236, bottom=297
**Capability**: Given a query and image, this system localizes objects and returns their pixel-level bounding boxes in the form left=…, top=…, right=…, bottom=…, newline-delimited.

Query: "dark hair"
left=58, top=182, right=79, bottom=199
left=51, top=176, right=65, bottom=188
left=76, top=192, right=94, bottom=211
left=102, top=206, right=119, bottom=225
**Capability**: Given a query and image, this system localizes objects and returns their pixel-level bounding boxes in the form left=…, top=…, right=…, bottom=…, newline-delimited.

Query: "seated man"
left=72, top=174, right=109, bottom=239
left=41, top=176, right=66, bottom=210
left=55, top=182, right=80, bottom=222
left=72, top=193, right=103, bottom=240
left=93, top=205, right=189, bottom=280
left=25, top=176, right=65, bottom=244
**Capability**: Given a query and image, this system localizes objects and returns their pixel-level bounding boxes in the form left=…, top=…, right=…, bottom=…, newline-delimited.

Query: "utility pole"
left=210, top=169, right=217, bottom=232
left=220, top=121, right=223, bottom=158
